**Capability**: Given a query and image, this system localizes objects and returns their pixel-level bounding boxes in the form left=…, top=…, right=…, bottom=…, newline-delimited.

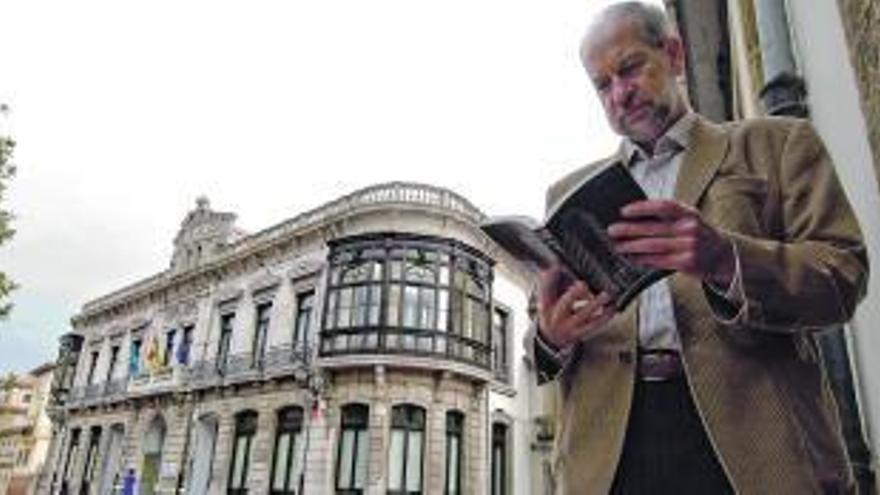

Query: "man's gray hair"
left=591, top=1, right=673, bottom=47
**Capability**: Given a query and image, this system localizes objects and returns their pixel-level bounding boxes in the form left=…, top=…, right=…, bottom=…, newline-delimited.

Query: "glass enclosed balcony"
left=319, top=233, right=494, bottom=370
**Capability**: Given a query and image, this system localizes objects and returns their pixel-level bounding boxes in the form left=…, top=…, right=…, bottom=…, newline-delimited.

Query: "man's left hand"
left=607, top=199, right=735, bottom=286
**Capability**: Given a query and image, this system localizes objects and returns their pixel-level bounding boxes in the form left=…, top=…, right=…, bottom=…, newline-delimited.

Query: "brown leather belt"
left=638, top=349, right=684, bottom=382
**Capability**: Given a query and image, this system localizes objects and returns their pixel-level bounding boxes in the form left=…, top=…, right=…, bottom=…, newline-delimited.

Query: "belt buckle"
left=637, top=350, right=683, bottom=382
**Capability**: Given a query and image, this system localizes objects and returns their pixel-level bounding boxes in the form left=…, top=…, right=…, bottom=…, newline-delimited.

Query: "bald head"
left=582, top=2, right=674, bottom=60
left=578, top=1, right=688, bottom=147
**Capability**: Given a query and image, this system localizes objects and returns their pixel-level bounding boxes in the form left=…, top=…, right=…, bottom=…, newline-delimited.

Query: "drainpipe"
left=753, top=0, right=808, bottom=116
left=753, top=3, right=876, bottom=490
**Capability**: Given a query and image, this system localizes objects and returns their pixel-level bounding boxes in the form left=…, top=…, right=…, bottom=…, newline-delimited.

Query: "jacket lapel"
left=673, top=116, right=730, bottom=206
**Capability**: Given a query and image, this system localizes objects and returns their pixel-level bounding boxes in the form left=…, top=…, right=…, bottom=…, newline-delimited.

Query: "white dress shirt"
left=624, top=112, right=743, bottom=351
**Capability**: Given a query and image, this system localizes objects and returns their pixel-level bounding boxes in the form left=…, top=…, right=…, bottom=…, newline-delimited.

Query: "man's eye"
left=619, top=59, right=643, bottom=77
left=595, top=80, right=610, bottom=93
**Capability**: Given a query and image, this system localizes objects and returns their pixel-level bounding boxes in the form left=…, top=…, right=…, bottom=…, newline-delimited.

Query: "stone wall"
left=836, top=0, right=880, bottom=189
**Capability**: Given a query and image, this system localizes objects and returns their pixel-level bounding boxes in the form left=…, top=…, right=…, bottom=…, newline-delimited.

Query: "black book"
left=481, top=162, right=671, bottom=311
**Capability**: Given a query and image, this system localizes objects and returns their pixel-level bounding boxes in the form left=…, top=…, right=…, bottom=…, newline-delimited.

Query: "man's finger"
left=626, top=252, right=693, bottom=272
left=537, top=265, right=568, bottom=309
left=549, top=281, right=591, bottom=326
left=614, top=237, right=693, bottom=255
left=608, top=220, right=676, bottom=239
left=620, top=199, right=689, bottom=220
left=568, top=303, right=616, bottom=337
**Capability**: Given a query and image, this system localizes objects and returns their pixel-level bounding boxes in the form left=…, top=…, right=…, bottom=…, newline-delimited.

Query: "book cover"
left=481, top=162, right=670, bottom=311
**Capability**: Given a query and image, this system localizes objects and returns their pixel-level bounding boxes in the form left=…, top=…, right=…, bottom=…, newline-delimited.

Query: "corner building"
left=40, top=183, right=553, bottom=495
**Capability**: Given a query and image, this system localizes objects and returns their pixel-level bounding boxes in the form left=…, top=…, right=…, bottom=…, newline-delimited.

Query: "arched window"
left=491, top=422, right=509, bottom=495
left=271, top=407, right=305, bottom=495
left=387, top=404, right=425, bottom=495
left=445, top=411, right=464, bottom=495
left=228, top=411, right=258, bottom=495
left=141, top=417, right=167, bottom=495
left=60, top=427, right=81, bottom=493
left=80, top=426, right=102, bottom=495
left=336, top=404, right=369, bottom=495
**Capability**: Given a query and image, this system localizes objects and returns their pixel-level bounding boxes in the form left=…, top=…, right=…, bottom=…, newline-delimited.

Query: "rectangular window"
left=294, top=291, right=315, bottom=350
left=217, top=313, right=235, bottom=371
left=337, top=288, right=353, bottom=328
left=129, top=339, right=142, bottom=376
left=86, top=351, right=99, bottom=385
left=492, top=309, right=509, bottom=381
left=164, top=329, right=177, bottom=367
left=106, top=346, right=120, bottom=382
left=353, top=286, right=370, bottom=327
left=178, top=325, right=194, bottom=365
left=253, top=302, right=272, bottom=367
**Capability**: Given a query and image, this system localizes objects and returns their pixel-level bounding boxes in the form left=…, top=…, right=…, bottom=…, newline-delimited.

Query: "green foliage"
left=0, top=119, right=16, bottom=319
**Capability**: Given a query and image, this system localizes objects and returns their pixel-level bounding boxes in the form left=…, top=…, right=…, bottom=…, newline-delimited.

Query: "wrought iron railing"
left=188, top=343, right=312, bottom=388
left=62, top=345, right=310, bottom=407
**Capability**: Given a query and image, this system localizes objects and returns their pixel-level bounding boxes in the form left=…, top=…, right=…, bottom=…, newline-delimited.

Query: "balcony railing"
left=126, top=367, right=183, bottom=398
left=319, top=328, right=491, bottom=369
left=63, top=344, right=310, bottom=407
left=189, top=343, right=311, bottom=388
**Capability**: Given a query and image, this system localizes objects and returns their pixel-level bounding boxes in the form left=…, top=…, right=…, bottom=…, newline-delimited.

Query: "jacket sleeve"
left=523, top=290, right=568, bottom=385
left=713, top=120, right=869, bottom=332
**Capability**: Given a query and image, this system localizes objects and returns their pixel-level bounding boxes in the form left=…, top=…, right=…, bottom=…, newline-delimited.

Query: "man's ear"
left=664, top=35, right=686, bottom=76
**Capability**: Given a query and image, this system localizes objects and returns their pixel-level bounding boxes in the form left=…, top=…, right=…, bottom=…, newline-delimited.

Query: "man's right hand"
left=537, top=265, right=615, bottom=350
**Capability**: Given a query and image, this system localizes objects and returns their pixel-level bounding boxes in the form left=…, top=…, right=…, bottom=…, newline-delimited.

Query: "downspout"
left=755, top=2, right=876, bottom=489
left=753, top=0, right=808, bottom=116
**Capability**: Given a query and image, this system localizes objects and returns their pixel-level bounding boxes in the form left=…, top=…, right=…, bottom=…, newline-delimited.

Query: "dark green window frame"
left=227, top=410, right=258, bottom=495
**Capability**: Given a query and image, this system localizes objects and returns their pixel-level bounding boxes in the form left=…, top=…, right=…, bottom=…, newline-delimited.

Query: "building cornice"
left=73, top=182, right=488, bottom=326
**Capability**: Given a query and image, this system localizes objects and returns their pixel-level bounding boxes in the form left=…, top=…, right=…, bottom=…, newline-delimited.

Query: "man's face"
left=582, top=18, right=686, bottom=145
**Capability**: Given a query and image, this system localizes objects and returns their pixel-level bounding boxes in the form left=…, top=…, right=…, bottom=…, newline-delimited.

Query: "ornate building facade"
left=38, top=183, right=552, bottom=495
left=0, top=363, right=55, bottom=495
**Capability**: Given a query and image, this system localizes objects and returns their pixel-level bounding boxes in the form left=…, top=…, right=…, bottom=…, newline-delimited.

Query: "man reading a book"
left=530, top=2, right=869, bottom=493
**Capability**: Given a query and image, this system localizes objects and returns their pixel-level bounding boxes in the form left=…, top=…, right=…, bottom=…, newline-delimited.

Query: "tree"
left=0, top=103, right=16, bottom=319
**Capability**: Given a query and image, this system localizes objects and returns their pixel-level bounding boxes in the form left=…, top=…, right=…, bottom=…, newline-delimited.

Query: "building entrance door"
left=98, top=424, right=125, bottom=495
left=187, top=415, right=218, bottom=495
left=140, top=417, right=166, bottom=495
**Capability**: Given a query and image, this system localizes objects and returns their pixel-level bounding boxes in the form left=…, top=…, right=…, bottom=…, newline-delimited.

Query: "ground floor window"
left=445, top=411, right=464, bottom=495
left=228, top=411, right=257, bottom=495
left=336, top=404, right=369, bottom=494
left=271, top=407, right=305, bottom=495
left=387, top=404, right=425, bottom=495
left=80, top=426, right=102, bottom=493
left=491, top=422, right=509, bottom=495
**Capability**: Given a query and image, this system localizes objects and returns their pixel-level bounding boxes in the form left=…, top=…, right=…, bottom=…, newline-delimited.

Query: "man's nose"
left=609, top=79, right=635, bottom=108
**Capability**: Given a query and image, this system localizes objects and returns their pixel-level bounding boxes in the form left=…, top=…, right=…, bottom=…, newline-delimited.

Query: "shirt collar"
left=623, top=111, right=697, bottom=165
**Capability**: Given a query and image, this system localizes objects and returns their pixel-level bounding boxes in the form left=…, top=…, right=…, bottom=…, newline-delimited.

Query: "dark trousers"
left=610, top=377, right=734, bottom=494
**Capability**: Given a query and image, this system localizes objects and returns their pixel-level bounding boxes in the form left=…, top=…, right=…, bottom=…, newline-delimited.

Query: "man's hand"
left=607, top=199, right=736, bottom=286
left=537, top=265, right=615, bottom=350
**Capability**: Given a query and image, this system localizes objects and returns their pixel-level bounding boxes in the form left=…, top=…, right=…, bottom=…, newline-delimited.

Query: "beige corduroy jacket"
left=533, top=115, right=869, bottom=494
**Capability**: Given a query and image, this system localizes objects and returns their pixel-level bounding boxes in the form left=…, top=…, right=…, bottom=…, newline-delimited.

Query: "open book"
left=481, top=162, right=671, bottom=311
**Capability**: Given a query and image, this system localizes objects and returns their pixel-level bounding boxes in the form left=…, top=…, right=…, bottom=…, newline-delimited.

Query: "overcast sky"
left=0, top=0, right=652, bottom=373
